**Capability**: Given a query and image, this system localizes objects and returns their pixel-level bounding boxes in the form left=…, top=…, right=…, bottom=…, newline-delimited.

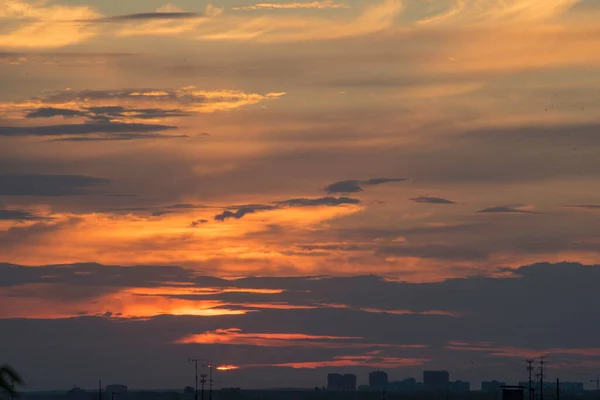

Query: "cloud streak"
left=0, top=174, right=108, bottom=196
left=476, top=205, right=542, bottom=215
left=410, top=196, right=457, bottom=204
left=325, top=178, right=408, bottom=193
left=214, top=197, right=360, bottom=221
left=232, top=1, right=349, bottom=11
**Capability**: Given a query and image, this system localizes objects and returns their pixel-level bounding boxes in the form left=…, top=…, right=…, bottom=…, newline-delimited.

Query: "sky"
left=1, top=0, right=600, bottom=391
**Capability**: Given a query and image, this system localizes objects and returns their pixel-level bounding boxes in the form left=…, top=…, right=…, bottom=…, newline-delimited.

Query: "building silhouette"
left=423, top=371, right=450, bottom=391
left=327, top=374, right=356, bottom=391
left=502, top=386, right=525, bottom=400
left=369, top=371, right=389, bottom=388
left=392, top=378, right=418, bottom=392
left=343, top=374, right=357, bottom=391
left=482, top=381, right=506, bottom=392
left=449, top=381, right=470, bottom=393
left=518, top=381, right=584, bottom=396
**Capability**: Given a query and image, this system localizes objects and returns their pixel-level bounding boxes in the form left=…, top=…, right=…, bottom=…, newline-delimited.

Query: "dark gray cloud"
left=0, top=262, right=197, bottom=289
left=215, top=205, right=276, bottom=221
left=85, top=106, right=189, bottom=121
left=81, top=12, right=204, bottom=23
left=25, top=107, right=86, bottom=119
left=0, top=122, right=176, bottom=137
left=410, top=196, right=457, bottom=205
left=0, top=209, right=46, bottom=221
left=49, top=133, right=188, bottom=142
left=277, top=197, right=360, bottom=207
left=214, top=197, right=361, bottom=221
left=0, top=174, right=109, bottom=196
left=190, top=219, right=208, bottom=227
left=376, top=244, right=488, bottom=261
left=476, top=205, right=542, bottom=215
left=325, top=178, right=408, bottom=194
left=162, top=204, right=211, bottom=209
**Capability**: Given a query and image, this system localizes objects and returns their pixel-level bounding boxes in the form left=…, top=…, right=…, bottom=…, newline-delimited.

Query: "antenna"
left=189, top=358, right=205, bottom=400
left=200, top=374, right=207, bottom=400
left=527, top=360, right=534, bottom=400
left=203, top=363, right=214, bottom=400
left=539, top=356, right=546, bottom=400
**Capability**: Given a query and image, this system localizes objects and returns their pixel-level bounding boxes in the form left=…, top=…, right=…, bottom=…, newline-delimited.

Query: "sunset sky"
left=2, top=0, right=600, bottom=391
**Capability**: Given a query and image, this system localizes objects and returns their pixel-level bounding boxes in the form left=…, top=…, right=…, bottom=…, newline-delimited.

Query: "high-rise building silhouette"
left=343, top=374, right=357, bottom=391
left=327, top=374, right=343, bottom=390
left=423, top=371, right=450, bottom=391
left=369, top=371, right=388, bottom=388
left=327, top=373, right=356, bottom=391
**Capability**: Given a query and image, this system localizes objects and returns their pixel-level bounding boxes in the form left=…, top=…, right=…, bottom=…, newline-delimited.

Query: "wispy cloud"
left=85, top=12, right=205, bottom=23
left=416, top=0, right=581, bottom=26
left=214, top=197, right=360, bottom=221
left=476, top=205, right=542, bottom=215
left=0, top=0, right=100, bottom=48
left=269, top=353, right=428, bottom=368
left=232, top=0, right=349, bottom=11
left=411, top=196, right=457, bottom=205
left=175, top=328, right=362, bottom=347
left=325, top=178, right=408, bottom=193
left=199, top=0, right=403, bottom=42
left=0, top=174, right=108, bottom=196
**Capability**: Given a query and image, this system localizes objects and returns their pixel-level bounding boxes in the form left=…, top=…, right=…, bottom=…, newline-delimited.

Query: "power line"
left=189, top=358, right=205, bottom=400
left=200, top=374, right=207, bottom=400
left=203, top=364, right=214, bottom=400
left=540, top=356, right=546, bottom=400
left=527, top=359, right=535, bottom=400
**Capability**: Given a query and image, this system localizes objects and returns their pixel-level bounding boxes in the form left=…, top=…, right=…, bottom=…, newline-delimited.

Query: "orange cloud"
left=0, top=87, right=285, bottom=122
left=175, top=328, right=427, bottom=349
left=0, top=284, right=255, bottom=319
left=116, top=4, right=223, bottom=37
left=232, top=1, right=349, bottom=11
left=216, top=365, right=239, bottom=371
left=415, top=0, right=580, bottom=26
left=125, top=287, right=284, bottom=296
left=446, top=341, right=600, bottom=358
left=0, top=0, right=100, bottom=48
left=263, top=354, right=428, bottom=369
left=199, top=0, right=403, bottom=42
left=317, top=303, right=461, bottom=317
left=175, top=328, right=362, bottom=347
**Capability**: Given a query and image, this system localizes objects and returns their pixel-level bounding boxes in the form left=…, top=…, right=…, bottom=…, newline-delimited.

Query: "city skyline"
left=3, top=262, right=600, bottom=389
left=2, top=0, right=600, bottom=393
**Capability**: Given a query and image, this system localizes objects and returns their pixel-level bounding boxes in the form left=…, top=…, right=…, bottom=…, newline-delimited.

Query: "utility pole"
left=527, top=359, right=535, bottom=400
left=200, top=374, right=207, bottom=400
left=99, top=380, right=102, bottom=400
left=203, top=363, right=214, bottom=400
left=590, top=377, right=600, bottom=392
left=540, top=356, right=545, bottom=400
left=189, top=358, right=202, bottom=400
left=556, top=378, right=559, bottom=400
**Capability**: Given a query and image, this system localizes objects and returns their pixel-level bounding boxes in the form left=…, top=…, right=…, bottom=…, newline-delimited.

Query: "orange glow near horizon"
left=216, top=365, right=240, bottom=371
